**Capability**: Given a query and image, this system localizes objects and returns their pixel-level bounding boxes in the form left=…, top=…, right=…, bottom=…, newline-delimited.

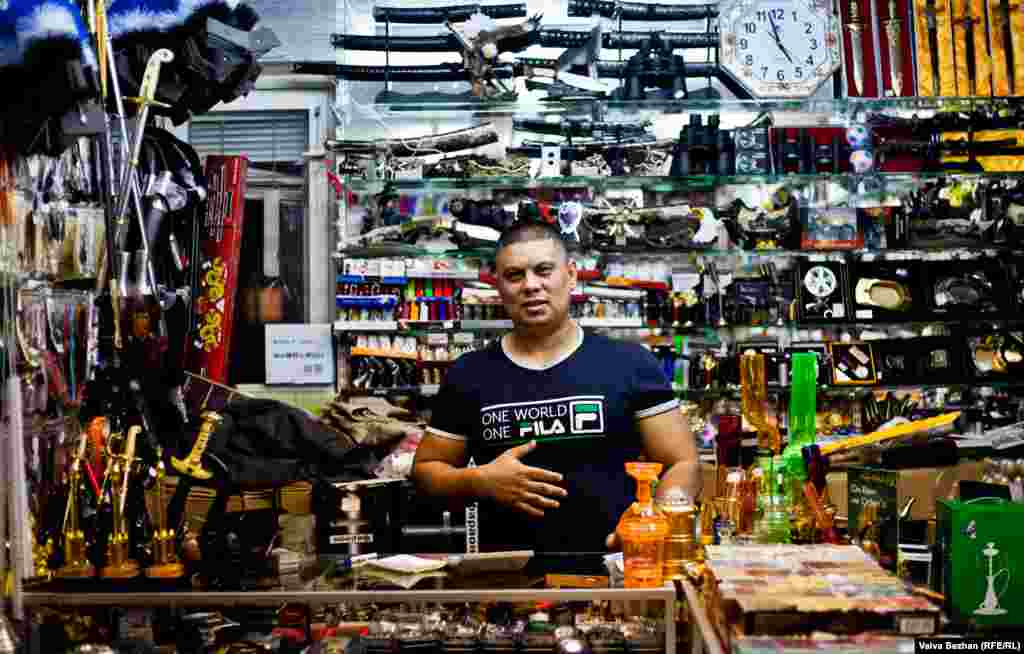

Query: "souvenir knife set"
left=840, top=0, right=1024, bottom=97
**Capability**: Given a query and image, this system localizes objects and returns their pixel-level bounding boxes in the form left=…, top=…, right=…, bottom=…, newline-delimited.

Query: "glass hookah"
left=780, top=352, right=821, bottom=542
left=740, top=352, right=791, bottom=544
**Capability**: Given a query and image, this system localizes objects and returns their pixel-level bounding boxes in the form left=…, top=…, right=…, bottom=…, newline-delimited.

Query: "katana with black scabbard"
left=883, top=0, right=904, bottom=95
left=303, top=59, right=748, bottom=97
left=331, top=28, right=718, bottom=51
left=568, top=0, right=718, bottom=21
left=373, top=3, right=526, bottom=23
left=513, top=117, right=652, bottom=140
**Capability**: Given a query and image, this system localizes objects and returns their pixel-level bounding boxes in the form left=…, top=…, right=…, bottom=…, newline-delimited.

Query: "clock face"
left=719, top=0, right=840, bottom=98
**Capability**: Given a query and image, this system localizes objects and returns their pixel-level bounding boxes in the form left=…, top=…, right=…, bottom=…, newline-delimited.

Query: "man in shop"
left=412, top=219, right=700, bottom=553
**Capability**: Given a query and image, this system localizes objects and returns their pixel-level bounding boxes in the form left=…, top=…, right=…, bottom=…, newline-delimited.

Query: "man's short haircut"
left=495, top=219, right=568, bottom=263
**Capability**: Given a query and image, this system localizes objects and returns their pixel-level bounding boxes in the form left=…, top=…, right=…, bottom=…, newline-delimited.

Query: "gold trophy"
left=56, top=430, right=95, bottom=579
left=145, top=448, right=185, bottom=579
left=100, top=426, right=141, bottom=580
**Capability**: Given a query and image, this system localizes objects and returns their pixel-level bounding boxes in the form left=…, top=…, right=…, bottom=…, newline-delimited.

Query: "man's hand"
left=478, top=440, right=567, bottom=518
left=605, top=502, right=638, bottom=550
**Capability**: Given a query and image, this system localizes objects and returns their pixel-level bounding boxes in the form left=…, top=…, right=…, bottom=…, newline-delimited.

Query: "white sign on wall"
left=265, top=323, right=334, bottom=385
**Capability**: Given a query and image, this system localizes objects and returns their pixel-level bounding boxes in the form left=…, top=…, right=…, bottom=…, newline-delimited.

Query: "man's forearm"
left=412, top=461, right=484, bottom=500
left=657, top=459, right=702, bottom=500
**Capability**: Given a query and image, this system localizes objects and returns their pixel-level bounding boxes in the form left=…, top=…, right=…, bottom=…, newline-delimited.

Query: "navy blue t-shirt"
left=427, top=329, right=679, bottom=553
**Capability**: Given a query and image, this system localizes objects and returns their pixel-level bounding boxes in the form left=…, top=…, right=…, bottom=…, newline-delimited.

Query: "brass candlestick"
left=145, top=449, right=184, bottom=579
left=56, top=431, right=95, bottom=579
left=100, top=426, right=140, bottom=580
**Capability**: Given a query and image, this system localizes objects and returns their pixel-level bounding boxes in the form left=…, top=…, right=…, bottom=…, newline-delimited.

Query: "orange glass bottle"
left=617, top=462, right=670, bottom=588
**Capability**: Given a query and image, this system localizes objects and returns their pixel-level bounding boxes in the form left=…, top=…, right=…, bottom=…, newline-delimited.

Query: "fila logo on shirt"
left=479, top=396, right=606, bottom=443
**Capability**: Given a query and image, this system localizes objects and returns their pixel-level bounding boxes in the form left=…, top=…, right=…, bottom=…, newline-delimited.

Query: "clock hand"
left=768, top=14, right=795, bottom=63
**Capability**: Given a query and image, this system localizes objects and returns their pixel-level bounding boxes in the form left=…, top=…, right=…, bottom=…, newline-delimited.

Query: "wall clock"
left=719, top=0, right=841, bottom=98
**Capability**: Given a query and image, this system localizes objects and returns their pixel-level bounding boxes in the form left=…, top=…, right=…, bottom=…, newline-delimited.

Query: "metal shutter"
left=188, top=110, right=309, bottom=164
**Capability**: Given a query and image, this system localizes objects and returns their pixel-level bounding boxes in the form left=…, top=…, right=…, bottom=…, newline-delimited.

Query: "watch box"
left=796, top=257, right=850, bottom=323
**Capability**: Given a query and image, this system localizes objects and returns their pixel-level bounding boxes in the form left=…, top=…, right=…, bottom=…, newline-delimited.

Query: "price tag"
left=453, top=332, right=475, bottom=344
left=671, top=273, right=700, bottom=291
left=265, top=324, right=335, bottom=385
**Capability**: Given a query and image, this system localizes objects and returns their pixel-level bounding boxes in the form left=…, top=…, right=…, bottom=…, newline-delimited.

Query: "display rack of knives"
left=310, top=0, right=1024, bottom=103
left=320, top=0, right=1024, bottom=449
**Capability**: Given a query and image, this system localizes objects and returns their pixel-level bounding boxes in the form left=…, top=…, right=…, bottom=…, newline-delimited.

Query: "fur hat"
left=0, top=0, right=95, bottom=69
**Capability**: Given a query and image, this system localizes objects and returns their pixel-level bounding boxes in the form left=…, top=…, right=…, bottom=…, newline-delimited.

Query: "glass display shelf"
left=339, top=171, right=1024, bottom=193
left=675, top=380, right=1018, bottom=400
left=335, top=244, right=1021, bottom=261
left=333, top=316, right=1024, bottom=334
left=324, top=92, right=1024, bottom=118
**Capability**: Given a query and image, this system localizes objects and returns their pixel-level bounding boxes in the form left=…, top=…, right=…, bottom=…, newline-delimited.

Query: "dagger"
left=926, top=0, right=942, bottom=95
left=883, top=0, right=904, bottom=95
left=961, top=0, right=976, bottom=95
left=846, top=0, right=866, bottom=95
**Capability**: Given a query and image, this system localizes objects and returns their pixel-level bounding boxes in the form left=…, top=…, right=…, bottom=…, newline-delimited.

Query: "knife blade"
left=1000, top=0, right=1016, bottom=93
left=846, top=0, right=866, bottom=95
left=884, top=0, right=905, bottom=95
left=962, top=0, right=977, bottom=95
left=926, top=0, right=943, bottom=95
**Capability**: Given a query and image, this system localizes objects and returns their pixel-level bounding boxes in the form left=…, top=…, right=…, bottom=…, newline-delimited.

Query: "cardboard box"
left=847, top=462, right=983, bottom=565
left=186, top=155, right=249, bottom=384
left=935, top=498, right=1024, bottom=630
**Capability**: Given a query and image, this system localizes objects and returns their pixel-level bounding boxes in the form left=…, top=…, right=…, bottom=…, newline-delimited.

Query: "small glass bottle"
left=655, top=486, right=696, bottom=580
